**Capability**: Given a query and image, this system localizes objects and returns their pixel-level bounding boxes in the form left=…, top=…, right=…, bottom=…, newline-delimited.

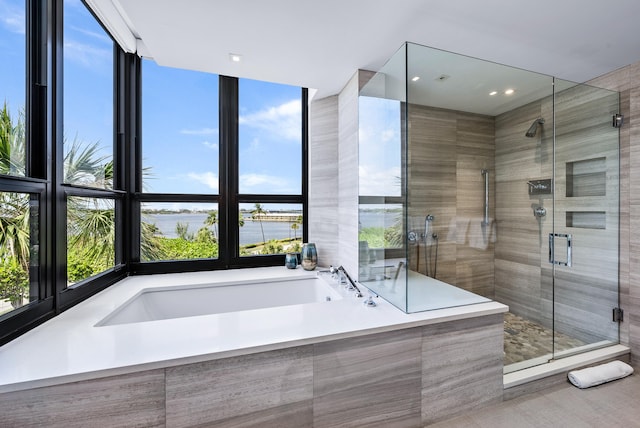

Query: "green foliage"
left=157, top=237, right=218, bottom=260
left=359, top=226, right=402, bottom=249
left=0, top=257, right=28, bottom=308
left=288, top=241, right=302, bottom=253
left=175, top=222, right=193, bottom=241
left=261, top=239, right=283, bottom=255
left=67, top=251, right=97, bottom=283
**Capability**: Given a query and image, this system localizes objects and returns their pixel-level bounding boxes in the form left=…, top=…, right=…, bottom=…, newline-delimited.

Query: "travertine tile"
left=422, top=314, right=503, bottom=425
left=314, top=328, right=422, bottom=428
left=166, top=346, right=313, bottom=428
left=0, top=370, right=165, bottom=428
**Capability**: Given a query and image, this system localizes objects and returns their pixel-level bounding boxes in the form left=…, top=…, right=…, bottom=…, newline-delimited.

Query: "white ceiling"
left=92, top=0, right=640, bottom=101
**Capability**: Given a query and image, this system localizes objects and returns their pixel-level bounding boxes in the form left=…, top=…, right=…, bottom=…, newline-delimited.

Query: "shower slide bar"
left=481, top=169, right=489, bottom=225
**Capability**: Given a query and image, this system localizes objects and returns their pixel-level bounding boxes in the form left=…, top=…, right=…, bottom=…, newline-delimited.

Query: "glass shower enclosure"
left=358, top=42, right=620, bottom=372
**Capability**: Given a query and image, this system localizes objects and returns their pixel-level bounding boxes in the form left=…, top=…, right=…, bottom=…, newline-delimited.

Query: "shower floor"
left=503, top=312, right=586, bottom=365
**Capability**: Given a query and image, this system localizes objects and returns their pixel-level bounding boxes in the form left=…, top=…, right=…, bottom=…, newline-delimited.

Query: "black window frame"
left=132, top=72, right=309, bottom=274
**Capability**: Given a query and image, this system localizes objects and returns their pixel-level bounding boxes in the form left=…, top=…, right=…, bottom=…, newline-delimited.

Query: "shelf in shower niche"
left=566, top=211, right=606, bottom=229
left=566, top=157, right=606, bottom=197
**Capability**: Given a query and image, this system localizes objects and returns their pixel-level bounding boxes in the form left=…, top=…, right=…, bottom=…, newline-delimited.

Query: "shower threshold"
left=503, top=344, right=630, bottom=390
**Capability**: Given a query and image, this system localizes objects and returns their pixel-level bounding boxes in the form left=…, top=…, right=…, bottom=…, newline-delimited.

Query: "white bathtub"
left=96, top=276, right=343, bottom=326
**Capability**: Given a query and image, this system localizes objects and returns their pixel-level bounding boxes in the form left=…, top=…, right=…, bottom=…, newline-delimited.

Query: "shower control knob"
left=534, top=207, right=546, bottom=217
left=408, top=231, right=418, bottom=241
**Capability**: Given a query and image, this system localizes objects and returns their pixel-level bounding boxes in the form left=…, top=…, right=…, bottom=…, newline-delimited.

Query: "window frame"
left=132, top=74, right=309, bottom=273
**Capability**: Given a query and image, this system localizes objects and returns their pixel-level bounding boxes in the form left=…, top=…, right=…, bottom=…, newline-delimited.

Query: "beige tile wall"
left=589, top=61, right=640, bottom=361
left=407, top=105, right=496, bottom=298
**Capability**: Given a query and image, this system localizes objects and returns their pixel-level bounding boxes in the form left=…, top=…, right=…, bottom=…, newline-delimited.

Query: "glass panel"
left=239, top=203, right=302, bottom=256
left=0, top=0, right=26, bottom=177
left=67, top=197, right=115, bottom=284
left=0, top=192, right=38, bottom=315
left=142, top=61, right=219, bottom=194
left=358, top=43, right=408, bottom=312
left=238, top=79, right=301, bottom=195
left=63, top=1, right=114, bottom=189
left=140, top=202, right=219, bottom=261
left=552, top=80, right=619, bottom=358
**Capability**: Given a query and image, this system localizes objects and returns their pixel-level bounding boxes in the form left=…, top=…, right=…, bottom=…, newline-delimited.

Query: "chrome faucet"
left=336, top=266, right=363, bottom=297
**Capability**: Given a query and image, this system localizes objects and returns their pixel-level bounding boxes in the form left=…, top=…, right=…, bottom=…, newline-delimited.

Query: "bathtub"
left=97, top=277, right=343, bottom=326
left=0, top=266, right=507, bottom=395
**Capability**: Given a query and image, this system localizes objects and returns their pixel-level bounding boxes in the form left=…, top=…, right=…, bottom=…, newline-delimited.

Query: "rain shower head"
left=525, top=118, right=545, bottom=138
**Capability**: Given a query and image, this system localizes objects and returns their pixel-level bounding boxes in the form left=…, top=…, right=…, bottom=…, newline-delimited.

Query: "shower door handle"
left=549, top=233, right=572, bottom=267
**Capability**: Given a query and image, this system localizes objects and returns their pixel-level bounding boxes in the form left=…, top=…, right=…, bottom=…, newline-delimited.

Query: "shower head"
left=525, top=118, right=545, bottom=138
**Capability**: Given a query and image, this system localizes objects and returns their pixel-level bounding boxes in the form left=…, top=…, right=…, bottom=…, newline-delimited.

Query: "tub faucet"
left=336, top=266, right=364, bottom=298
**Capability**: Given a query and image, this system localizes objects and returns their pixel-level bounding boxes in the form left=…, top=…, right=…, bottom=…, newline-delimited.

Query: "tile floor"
left=430, top=366, right=638, bottom=427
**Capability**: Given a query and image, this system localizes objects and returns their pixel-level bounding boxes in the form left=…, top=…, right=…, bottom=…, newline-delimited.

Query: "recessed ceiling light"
left=489, top=91, right=497, bottom=96
left=229, top=53, right=242, bottom=62
left=411, top=76, right=420, bottom=82
left=505, top=89, right=515, bottom=95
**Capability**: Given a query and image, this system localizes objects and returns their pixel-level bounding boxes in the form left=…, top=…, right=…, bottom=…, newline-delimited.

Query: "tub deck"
left=0, top=266, right=506, bottom=393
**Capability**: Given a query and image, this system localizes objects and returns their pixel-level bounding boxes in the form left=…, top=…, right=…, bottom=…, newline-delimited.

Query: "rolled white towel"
left=568, top=360, right=634, bottom=389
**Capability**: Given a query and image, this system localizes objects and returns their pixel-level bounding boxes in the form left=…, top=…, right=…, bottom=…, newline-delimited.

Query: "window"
left=239, top=203, right=303, bottom=256
left=140, top=60, right=221, bottom=266
left=237, top=79, right=305, bottom=257
left=0, top=0, right=308, bottom=344
left=62, top=0, right=119, bottom=289
left=358, top=96, right=403, bottom=253
left=140, top=202, right=219, bottom=262
left=0, top=0, right=47, bottom=335
left=142, top=61, right=219, bottom=194
left=0, top=0, right=26, bottom=178
left=238, top=80, right=302, bottom=195
left=0, top=192, right=39, bottom=316
left=67, top=196, right=115, bottom=284
left=138, top=70, right=307, bottom=269
left=63, top=0, right=114, bottom=190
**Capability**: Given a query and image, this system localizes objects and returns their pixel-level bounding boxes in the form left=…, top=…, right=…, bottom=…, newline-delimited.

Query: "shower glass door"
left=551, top=80, right=620, bottom=359
left=358, top=42, right=620, bottom=373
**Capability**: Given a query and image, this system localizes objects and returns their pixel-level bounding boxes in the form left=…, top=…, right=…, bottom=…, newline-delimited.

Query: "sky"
left=1, top=0, right=302, bottom=200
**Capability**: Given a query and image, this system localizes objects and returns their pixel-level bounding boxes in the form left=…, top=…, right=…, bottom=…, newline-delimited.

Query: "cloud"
left=240, top=173, right=294, bottom=193
left=187, top=172, right=218, bottom=192
left=358, top=166, right=402, bottom=196
left=202, top=141, right=218, bottom=150
left=63, top=40, right=112, bottom=69
left=180, top=127, right=218, bottom=136
left=68, top=25, right=113, bottom=44
left=0, top=1, right=25, bottom=34
left=239, top=99, right=301, bottom=141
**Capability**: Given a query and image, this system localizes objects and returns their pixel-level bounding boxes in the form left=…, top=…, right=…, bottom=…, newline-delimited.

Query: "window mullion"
left=219, top=75, right=238, bottom=266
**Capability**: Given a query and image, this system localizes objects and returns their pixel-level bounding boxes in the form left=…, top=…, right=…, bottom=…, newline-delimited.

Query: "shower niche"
left=357, top=42, right=620, bottom=373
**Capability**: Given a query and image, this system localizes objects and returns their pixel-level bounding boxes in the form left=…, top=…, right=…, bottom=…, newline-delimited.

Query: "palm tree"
left=290, top=222, right=299, bottom=240
left=0, top=104, right=165, bottom=283
left=205, top=210, right=218, bottom=240
left=252, top=203, right=266, bottom=244
left=0, top=102, right=26, bottom=177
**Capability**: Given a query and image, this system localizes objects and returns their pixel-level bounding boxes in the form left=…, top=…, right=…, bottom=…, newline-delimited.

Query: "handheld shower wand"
left=425, top=215, right=434, bottom=277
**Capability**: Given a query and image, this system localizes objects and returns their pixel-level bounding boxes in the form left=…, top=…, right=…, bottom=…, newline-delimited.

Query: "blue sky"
left=1, top=0, right=302, bottom=198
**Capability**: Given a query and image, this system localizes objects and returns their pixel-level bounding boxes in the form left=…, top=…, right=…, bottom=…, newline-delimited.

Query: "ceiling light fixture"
left=229, top=53, right=242, bottom=62
left=411, top=76, right=420, bottom=82
left=504, top=89, right=515, bottom=95
left=489, top=91, right=497, bottom=96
